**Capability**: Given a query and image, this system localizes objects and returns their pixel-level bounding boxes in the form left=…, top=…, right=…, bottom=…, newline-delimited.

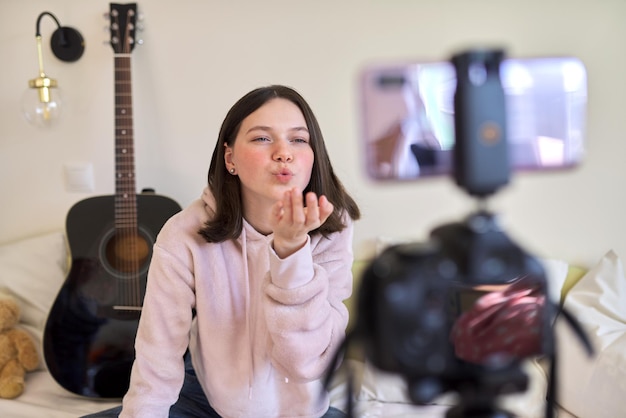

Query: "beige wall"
left=1, top=0, right=624, bottom=267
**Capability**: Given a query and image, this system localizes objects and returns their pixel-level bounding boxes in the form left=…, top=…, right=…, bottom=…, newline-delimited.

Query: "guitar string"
left=125, top=9, right=140, bottom=310
left=116, top=11, right=124, bottom=309
left=131, top=9, right=141, bottom=310
left=123, top=11, right=131, bottom=309
left=115, top=9, right=140, bottom=310
left=118, top=12, right=128, bottom=309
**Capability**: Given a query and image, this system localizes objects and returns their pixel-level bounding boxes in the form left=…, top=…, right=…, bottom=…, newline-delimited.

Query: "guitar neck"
left=114, top=54, right=138, bottom=232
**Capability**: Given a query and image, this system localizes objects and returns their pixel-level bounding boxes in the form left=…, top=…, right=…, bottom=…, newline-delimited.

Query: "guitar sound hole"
left=104, top=231, right=151, bottom=275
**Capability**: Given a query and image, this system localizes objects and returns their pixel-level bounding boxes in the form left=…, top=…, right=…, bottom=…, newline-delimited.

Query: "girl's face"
left=224, top=98, right=314, bottom=210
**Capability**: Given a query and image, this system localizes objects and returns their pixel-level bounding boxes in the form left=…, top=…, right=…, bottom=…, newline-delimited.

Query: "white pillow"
left=556, top=250, right=626, bottom=418
left=0, top=231, right=68, bottom=370
left=541, top=258, right=569, bottom=305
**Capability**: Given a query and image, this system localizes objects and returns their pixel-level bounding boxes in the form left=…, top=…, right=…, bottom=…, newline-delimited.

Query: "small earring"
left=229, top=168, right=235, bottom=174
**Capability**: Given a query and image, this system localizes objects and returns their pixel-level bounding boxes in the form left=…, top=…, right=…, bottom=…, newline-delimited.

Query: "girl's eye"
left=253, top=136, right=270, bottom=142
left=292, top=137, right=310, bottom=144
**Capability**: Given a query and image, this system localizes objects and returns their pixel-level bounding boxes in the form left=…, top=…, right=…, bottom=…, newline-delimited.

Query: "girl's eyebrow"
left=246, top=125, right=309, bottom=134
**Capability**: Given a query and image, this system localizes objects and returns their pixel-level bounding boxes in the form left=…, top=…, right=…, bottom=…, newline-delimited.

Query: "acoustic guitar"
left=43, top=2, right=182, bottom=398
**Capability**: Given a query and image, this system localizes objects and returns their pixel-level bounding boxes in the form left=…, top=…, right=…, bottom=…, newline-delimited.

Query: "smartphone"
left=360, top=56, right=587, bottom=181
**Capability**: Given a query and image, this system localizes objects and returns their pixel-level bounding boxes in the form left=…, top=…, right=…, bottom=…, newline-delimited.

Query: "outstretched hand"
left=271, top=188, right=334, bottom=259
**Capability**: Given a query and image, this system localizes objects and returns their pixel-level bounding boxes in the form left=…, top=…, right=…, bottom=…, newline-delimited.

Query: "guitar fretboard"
left=113, top=55, right=138, bottom=234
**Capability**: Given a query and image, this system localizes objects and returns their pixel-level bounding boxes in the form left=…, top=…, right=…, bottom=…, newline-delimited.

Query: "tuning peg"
left=136, top=39, right=144, bottom=46
left=103, top=24, right=117, bottom=32
left=136, top=22, right=145, bottom=32
left=102, top=12, right=110, bottom=20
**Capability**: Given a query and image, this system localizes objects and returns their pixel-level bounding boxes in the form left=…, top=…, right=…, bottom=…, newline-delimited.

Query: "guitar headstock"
left=108, top=3, right=139, bottom=54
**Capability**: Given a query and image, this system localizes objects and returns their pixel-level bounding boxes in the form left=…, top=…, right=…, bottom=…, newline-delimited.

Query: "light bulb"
left=21, top=76, right=63, bottom=128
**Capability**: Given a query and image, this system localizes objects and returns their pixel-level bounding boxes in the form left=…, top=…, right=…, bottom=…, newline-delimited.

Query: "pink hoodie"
left=119, top=188, right=354, bottom=417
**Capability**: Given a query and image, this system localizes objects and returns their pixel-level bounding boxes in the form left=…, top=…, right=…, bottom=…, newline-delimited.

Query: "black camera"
left=356, top=211, right=553, bottom=412
left=325, top=49, right=593, bottom=418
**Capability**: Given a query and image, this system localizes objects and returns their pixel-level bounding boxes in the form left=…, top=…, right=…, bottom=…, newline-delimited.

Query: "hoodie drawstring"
left=241, top=228, right=255, bottom=400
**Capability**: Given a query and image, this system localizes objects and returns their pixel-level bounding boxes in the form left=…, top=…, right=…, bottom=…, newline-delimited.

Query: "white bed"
left=1, top=231, right=624, bottom=417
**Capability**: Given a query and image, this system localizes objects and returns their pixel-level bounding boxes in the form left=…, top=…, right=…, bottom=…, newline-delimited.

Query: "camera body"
left=356, top=210, right=553, bottom=405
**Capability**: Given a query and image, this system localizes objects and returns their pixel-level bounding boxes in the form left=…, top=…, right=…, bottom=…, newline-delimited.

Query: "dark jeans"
left=82, top=354, right=346, bottom=418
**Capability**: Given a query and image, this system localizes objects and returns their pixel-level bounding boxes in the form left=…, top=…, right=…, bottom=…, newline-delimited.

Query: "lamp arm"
left=34, top=12, right=63, bottom=77
left=34, top=11, right=84, bottom=63
left=35, top=11, right=62, bottom=37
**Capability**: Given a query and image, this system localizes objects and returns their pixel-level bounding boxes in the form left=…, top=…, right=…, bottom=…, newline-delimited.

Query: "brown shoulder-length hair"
left=199, top=85, right=360, bottom=243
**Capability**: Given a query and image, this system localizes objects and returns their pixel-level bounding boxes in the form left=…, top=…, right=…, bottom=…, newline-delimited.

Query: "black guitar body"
left=43, top=193, right=181, bottom=398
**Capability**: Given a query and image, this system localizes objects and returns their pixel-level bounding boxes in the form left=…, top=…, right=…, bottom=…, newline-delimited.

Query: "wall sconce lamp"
left=22, top=11, right=85, bottom=128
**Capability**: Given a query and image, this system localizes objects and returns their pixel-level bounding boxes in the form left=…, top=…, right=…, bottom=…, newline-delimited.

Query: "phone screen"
left=360, top=57, right=587, bottom=181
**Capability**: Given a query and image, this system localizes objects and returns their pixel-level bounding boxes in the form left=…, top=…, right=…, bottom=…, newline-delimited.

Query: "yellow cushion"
left=561, top=265, right=587, bottom=302
left=347, top=260, right=368, bottom=330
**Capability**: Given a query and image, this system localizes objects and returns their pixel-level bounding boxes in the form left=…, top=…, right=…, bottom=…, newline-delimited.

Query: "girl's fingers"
left=273, top=200, right=285, bottom=219
left=305, top=192, right=320, bottom=225
left=280, top=189, right=295, bottom=224
left=276, top=189, right=333, bottom=233
left=290, top=188, right=305, bottom=224
left=318, top=195, right=334, bottom=223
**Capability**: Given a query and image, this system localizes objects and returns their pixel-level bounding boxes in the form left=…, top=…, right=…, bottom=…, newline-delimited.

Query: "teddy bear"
left=0, top=292, right=39, bottom=399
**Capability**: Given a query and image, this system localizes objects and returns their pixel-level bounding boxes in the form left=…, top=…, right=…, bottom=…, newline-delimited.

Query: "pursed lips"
left=273, top=168, right=293, bottom=183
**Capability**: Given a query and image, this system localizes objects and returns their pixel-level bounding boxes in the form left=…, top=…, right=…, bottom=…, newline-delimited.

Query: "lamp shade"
left=21, top=82, right=63, bottom=128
